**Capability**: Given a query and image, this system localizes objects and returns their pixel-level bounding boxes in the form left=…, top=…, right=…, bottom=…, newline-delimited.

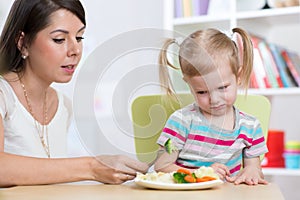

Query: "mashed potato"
left=136, top=172, right=175, bottom=183
left=193, top=166, right=219, bottom=179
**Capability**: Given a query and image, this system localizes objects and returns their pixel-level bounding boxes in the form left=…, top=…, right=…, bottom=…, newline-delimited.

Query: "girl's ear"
left=17, top=32, right=28, bottom=57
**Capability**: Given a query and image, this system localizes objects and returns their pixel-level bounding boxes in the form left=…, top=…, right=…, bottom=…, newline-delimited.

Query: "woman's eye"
left=53, top=38, right=65, bottom=44
left=76, top=36, right=84, bottom=42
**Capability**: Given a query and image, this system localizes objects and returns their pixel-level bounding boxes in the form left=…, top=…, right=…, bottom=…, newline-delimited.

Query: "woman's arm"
left=0, top=118, right=4, bottom=152
left=0, top=153, right=149, bottom=187
left=0, top=116, right=149, bottom=187
left=0, top=153, right=94, bottom=187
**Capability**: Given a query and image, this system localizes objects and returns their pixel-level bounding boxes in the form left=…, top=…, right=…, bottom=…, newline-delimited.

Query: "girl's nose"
left=209, top=92, right=220, bottom=104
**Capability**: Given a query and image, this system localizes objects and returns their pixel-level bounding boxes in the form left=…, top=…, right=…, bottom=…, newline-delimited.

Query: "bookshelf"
left=263, top=168, right=300, bottom=176
left=164, top=0, right=300, bottom=177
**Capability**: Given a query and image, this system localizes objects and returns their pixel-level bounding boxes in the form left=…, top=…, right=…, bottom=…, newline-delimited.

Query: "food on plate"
left=136, top=166, right=219, bottom=184
left=173, top=166, right=219, bottom=183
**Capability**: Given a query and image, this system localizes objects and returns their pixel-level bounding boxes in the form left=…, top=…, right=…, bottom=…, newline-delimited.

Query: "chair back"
left=131, top=93, right=271, bottom=163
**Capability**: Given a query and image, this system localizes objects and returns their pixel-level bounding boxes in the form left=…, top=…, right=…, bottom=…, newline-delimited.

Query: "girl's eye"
left=76, top=36, right=84, bottom=42
left=219, top=85, right=228, bottom=90
left=197, top=91, right=208, bottom=95
left=53, top=38, right=65, bottom=44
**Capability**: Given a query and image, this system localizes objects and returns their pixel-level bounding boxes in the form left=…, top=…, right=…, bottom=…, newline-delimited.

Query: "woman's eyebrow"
left=50, top=29, right=69, bottom=34
left=50, top=26, right=86, bottom=34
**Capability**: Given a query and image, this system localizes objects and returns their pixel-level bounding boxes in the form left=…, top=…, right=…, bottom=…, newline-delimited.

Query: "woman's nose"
left=67, top=39, right=81, bottom=57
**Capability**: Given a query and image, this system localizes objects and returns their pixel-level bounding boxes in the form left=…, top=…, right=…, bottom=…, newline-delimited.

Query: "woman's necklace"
left=20, top=80, right=50, bottom=158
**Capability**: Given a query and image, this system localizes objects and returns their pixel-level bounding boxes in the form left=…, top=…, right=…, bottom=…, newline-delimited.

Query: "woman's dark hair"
left=0, top=0, right=86, bottom=74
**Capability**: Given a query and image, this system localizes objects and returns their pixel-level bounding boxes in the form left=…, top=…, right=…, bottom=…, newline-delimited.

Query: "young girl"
left=155, top=28, right=268, bottom=185
left=0, top=0, right=148, bottom=187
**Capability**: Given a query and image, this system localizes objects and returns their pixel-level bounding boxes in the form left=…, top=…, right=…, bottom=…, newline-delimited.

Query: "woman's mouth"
left=62, top=65, right=75, bottom=73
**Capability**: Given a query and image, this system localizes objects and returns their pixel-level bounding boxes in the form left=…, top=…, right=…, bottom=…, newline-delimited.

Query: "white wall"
left=1, top=0, right=166, bottom=158
left=63, top=0, right=167, bottom=158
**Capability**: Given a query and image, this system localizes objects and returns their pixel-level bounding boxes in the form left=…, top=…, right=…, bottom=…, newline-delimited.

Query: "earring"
left=21, top=55, right=27, bottom=59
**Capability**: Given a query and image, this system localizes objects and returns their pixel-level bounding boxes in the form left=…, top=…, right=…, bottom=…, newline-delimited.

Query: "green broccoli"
left=164, top=138, right=177, bottom=154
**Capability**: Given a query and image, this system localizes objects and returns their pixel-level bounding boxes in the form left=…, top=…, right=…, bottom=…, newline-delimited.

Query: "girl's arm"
left=226, top=156, right=268, bottom=185
left=154, top=146, right=183, bottom=172
left=154, top=145, right=231, bottom=181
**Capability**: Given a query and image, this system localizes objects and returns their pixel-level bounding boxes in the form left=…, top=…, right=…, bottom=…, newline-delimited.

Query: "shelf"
left=245, top=88, right=300, bottom=96
left=237, top=6, right=300, bottom=19
left=173, top=15, right=230, bottom=26
left=263, top=167, right=300, bottom=176
left=173, top=6, right=299, bottom=27
left=237, top=6, right=300, bottom=25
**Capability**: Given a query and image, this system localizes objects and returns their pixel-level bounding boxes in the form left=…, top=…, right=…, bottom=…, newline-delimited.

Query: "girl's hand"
left=226, top=166, right=268, bottom=185
left=226, top=157, right=268, bottom=185
left=211, top=163, right=231, bottom=180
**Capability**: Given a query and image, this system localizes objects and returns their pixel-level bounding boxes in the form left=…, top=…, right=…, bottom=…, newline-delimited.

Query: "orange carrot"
left=196, top=176, right=216, bottom=182
left=184, top=174, right=196, bottom=183
left=177, top=168, right=192, bottom=175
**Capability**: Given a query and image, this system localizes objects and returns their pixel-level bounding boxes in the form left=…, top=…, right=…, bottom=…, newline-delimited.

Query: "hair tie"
left=174, top=37, right=183, bottom=46
left=231, top=32, right=238, bottom=45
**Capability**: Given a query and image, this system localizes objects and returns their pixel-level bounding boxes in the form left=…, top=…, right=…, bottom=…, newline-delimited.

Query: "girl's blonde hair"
left=159, top=28, right=253, bottom=97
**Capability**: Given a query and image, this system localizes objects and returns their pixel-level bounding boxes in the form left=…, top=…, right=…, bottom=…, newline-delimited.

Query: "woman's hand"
left=91, top=155, right=149, bottom=184
left=211, top=163, right=231, bottom=180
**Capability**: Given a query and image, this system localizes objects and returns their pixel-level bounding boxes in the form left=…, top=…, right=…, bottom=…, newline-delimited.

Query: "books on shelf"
left=174, top=0, right=210, bottom=18
left=250, top=34, right=300, bottom=89
left=281, top=49, right=300, bottom=87
left=251, top=35, right=272, bottom=88
left=268, top=43, right=297, bottom=88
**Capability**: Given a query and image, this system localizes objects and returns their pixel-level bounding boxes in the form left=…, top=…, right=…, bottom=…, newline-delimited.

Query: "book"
left=192, top=0, right=209, bottom=16
left=258, top=41, right=282, bottom=88
left=174, top=0, right=183, bottom=18
left=252, top=48, right=268, bottom=88
left=281, top=49, right=300, bottom=87
left=287, top=50, right=300, bottom=77
left=182, top=0, right=192, bottom=17
left=251, top=35, right=272, bottom=88
left=268, top=43, right=297, bottom=87
left=265, top=42, right=284, bottom=88
left=249, top=71, right=259, bottom=89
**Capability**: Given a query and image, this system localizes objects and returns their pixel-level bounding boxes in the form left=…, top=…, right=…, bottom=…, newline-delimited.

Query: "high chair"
left=131, top=93, right=271, bottom=163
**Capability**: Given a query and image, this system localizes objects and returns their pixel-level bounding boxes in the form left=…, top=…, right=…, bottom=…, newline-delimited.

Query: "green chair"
left=131, top=93, right=271, bottom=163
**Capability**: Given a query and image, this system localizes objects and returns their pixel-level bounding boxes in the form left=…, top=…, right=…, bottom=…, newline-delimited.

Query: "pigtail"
left=158, top=38, right=179, bottom=98
left=232, top=28, right=254, bottom=90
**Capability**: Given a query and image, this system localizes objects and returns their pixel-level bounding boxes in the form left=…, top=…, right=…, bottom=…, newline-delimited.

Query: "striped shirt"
left=157, top=103, right=268, bottom=176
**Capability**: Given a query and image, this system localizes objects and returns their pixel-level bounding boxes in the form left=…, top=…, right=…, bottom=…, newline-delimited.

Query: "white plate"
left=134, top=178, right=223, bottom=190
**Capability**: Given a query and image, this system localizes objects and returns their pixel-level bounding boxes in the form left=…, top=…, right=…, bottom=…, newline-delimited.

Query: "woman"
left=0, top=0, right=148, bottom=187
